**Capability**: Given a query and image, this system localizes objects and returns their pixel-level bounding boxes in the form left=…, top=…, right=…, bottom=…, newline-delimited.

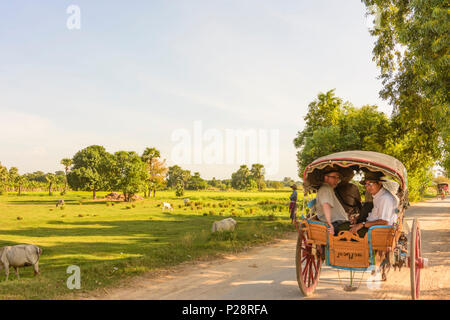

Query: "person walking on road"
left=289, top=184, right=298, bottom=224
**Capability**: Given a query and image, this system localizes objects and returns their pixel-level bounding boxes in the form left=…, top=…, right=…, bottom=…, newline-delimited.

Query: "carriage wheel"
left=296, top=227, right=322, bottom=296
left=410, top=218, right=422, bottom=300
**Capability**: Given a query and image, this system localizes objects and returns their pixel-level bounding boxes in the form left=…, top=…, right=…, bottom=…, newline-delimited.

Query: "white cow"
left=183, top=198, right=190, bottom=205
left=162, top=202, right=173, bottom=211
left=211, top=218, right=237, bottom=233
left=0, top=244, right=42, bottom=281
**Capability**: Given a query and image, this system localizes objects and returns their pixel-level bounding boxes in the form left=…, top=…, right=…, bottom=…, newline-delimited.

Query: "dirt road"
left=84, top=197, right=449, bottom=300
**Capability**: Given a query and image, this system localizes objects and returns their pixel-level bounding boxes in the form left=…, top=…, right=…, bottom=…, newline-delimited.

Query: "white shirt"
left=367, top=187, right=398, bottom=225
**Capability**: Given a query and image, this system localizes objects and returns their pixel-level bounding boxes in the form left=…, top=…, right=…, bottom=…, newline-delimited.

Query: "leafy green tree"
left=16, top=175, right=27, bottom=196
left=294, top=90, right=392, bottom=175
left=231, top=165, right=258, bottom=190
left=141, top=147, right=167, bottom=197
left=282, top=177, right=295, bottom=187
left=111, top=151, right=148, bottom=202
left=175, top=182, right=185, bottom=197
left=45, top=173, right=57, bottom=196
left=187, top=172, right=208, bottom=190
left=250, top=164, right=265, bottom=191
left=362, top=0, right=449, bottom=196
left=166, top=165, right=191, bottom=189
left=60, top=158, right=73, bottom=194
left=67, top=145, right=113, bottom=199
left=8, top=167, right=19, bottom=192
left=271, top=181, right=283, bottom=189
left=0, top=163, right=9, bottom=194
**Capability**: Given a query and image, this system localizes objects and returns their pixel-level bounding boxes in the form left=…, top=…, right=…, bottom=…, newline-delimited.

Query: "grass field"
left=0, top=189, right=299, bottom=299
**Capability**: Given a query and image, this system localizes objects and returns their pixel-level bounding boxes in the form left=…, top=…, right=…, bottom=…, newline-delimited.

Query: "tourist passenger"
left=315, top=167, right=349, bottom=236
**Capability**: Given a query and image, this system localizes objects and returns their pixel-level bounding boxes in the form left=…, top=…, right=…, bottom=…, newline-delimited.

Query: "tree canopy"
left=362, top=0, right=449, bottom=177
left=294, top=89, right=392, bottom=175
left=67, top=145, right=113, bottom=199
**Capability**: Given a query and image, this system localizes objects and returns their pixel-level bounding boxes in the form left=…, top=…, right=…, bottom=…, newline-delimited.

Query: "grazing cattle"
left=0, top=244, right=42, bottom=281
left=184, top=198, right=190, bottom=205
left=211, top=218, right=237, bottom=233
left=162, top=202, right=173, bottom=211
left=56, top=199, right=65, bottom=207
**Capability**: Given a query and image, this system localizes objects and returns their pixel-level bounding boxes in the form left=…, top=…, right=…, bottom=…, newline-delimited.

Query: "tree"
left=231, top=165, right=258, bottom=190
left=110, top=151, right=148, bottom=202
left=67, top=145, right=113, bottom=199
left=60, top=158, right=73, bottom=195
left=362, top=0, right=450, bottom=197
left=141, top=148, right=167, bottom=197
left=294, top=90, right=392, bottom=175
left=8, top=167, right=19, bottom=192
left=166, top=165, right=191, bottom=189
left=250, top=164, right=265, bottom=191
left=295, top=89, right=347, bottom=149
left=0, top=162, right=7, bottom=193
left=187, top=172, right=208, bottom=190
left=45, top=173, right=57, bottom=196
left=16, top=175, right=27, bottom=196
left=282, top=177, right=295, bottom=187
left=271, top=181, right=283, bottom=189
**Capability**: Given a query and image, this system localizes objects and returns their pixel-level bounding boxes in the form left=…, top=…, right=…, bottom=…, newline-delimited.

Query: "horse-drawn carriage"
left=295, top=151, right=427, bottom=299
left=437, top=182, right=448, bottom=200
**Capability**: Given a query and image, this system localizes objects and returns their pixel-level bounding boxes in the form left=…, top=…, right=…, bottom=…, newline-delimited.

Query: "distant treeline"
left=0, top=146, right=299, bottom=200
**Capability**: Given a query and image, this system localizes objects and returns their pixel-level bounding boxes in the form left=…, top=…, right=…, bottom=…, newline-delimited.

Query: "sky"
left=0, top=0, right=392, bottom=180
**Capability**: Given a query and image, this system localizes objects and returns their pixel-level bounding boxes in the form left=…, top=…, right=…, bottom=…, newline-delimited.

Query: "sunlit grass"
left=0, top=189, right=298, bottom=299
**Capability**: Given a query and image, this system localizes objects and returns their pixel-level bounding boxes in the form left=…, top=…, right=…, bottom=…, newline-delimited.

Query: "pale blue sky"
left=0, top=0, right=389, bottom=180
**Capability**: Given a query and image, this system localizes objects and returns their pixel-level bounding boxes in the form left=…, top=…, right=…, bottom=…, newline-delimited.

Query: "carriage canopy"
left=303, top=150, right=408, bottom=206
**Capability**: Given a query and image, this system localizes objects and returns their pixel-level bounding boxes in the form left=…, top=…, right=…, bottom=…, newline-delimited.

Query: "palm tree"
left=60, top=158, right=73, bottom=194
left=45, top=173, right=57, bottom=196
left=17, top=175, right=27, bottom=196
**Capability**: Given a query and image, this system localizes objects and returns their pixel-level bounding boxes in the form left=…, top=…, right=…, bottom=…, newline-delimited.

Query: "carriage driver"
left=348, top=171, right=398, bottom=237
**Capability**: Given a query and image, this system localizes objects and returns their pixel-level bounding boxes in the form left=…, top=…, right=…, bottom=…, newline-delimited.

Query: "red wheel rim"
left=296, top=228, right=321, bottom=295
left=410, top=218, right=422, bottom=300
left=414, top=225, right=421, bottom=299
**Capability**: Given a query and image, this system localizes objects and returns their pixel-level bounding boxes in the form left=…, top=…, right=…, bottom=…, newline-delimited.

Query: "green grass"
left=0, top=190, right=299, bottom=299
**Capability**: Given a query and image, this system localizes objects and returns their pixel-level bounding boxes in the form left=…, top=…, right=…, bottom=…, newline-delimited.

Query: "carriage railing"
left=301, top=219, right=397, bottom=271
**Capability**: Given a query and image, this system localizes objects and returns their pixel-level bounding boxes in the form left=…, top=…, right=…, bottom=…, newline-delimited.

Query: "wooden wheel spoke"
left=301, top=255, right=308, bottom=264
left=303, top=259, right=311, bottom=284
left=312, top=256, right=317, bottom=274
